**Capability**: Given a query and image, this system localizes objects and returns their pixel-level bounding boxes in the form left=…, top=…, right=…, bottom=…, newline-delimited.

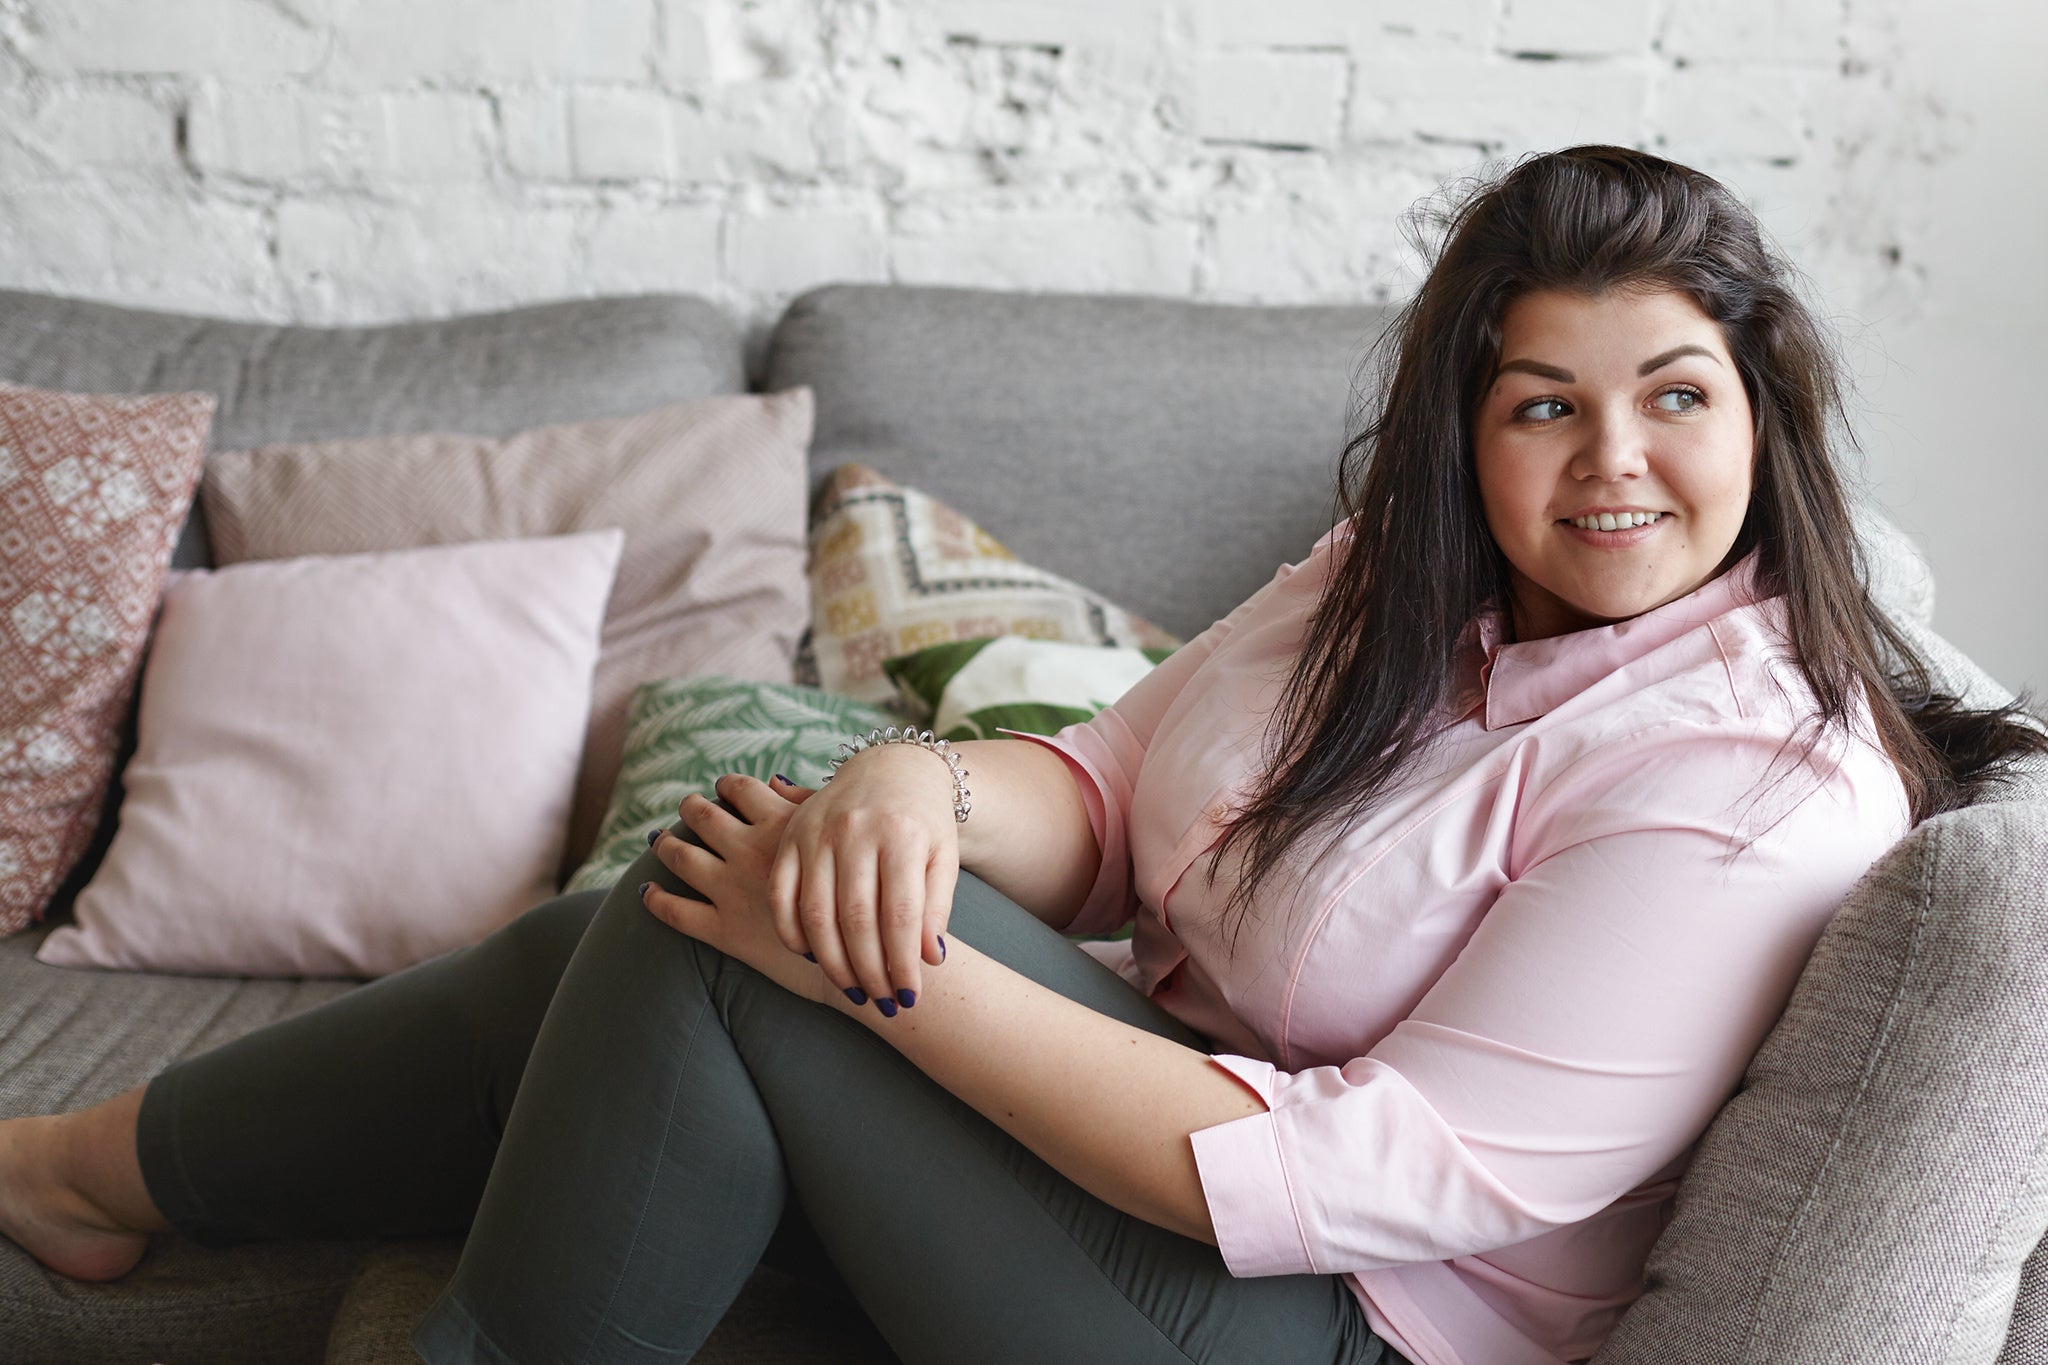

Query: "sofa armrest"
left=1595, top=800, right=2048, bottom=1365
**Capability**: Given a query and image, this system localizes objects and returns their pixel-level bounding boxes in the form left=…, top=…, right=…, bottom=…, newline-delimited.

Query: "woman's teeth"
left=1570, top=511, right=1663, bottom=531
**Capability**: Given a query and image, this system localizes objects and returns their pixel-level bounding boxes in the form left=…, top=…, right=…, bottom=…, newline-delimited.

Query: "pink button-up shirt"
left=1019, top=524, right=1910, bottom=1365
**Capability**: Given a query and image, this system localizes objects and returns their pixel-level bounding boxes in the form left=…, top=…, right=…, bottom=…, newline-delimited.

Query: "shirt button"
left=1206, top=802, right=1229, bottom=824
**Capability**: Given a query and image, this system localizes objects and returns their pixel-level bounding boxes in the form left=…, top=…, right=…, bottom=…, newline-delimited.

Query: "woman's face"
left=1472, top=287, right=1756, bottom=641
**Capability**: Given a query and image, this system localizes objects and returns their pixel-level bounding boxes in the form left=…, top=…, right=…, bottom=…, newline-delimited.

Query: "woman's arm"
left=655, top=776, right=1263, bottom=1244
left=822, top=931, right=1266, bottom=1244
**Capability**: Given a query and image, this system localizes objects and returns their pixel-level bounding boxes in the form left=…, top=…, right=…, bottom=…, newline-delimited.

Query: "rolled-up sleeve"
left=1189, top=721, right=1905, bottom=1276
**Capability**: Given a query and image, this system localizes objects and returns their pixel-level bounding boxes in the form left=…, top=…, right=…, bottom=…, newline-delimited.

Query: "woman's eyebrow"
left=1496, top=358, right=1574, bottom=383
left=1494, top=343, right=1722, bottom=387
left=1638, top=343, right=1721, bottom=375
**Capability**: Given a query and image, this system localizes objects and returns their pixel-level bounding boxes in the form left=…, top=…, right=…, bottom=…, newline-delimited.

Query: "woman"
left=3, top=146, right=2042, bottom=1365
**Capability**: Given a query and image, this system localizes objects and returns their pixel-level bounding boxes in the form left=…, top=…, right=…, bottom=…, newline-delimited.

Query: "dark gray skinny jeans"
left=136, top=827, right=1394, bottom=1365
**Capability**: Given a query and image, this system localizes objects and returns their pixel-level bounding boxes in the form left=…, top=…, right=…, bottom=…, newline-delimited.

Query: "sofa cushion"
left=199, top=390, right=814, bottom=870
left=37, top=533, right=622, bottom=979
left=1593, top=799, right=2048, bottom=1364
left=0, top=291, right=752, bottom=918
left=804, top=464, right=1179, bottom=707
left=0, top=384, right=214, bottom=936
left=0, top=291, right=746, bottom=570
left=881, top=636, right=1172, bottom=743
left=0, top=921, right=367, bottom=1363
left=565, top=677, right=896, bottom=896
left=767, top=284, right=1388, bottom=640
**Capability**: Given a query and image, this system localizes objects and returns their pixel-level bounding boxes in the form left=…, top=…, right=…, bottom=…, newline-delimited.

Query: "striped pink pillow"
left=0, top=384, right=214, bottom=936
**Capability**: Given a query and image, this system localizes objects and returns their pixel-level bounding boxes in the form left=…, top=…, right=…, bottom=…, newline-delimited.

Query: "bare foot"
left=0, top=1115, right=149, bottom=1281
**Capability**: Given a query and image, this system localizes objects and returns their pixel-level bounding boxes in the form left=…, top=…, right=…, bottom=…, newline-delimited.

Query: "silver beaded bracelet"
left=822, top=726, right=973, bottom=824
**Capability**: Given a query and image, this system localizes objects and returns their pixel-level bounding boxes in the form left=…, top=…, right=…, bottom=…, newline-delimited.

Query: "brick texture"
left=0, top=0, right=1944, bottom=341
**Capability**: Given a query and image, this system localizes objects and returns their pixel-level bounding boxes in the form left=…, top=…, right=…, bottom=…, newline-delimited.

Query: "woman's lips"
left=1558, top=516, right=1665, bottom=548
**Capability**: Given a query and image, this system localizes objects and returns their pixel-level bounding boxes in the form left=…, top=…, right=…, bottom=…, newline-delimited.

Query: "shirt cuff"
left=1189, top=1055, right=1319, bottom=1278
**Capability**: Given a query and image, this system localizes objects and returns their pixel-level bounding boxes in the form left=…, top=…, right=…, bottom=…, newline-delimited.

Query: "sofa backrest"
left=766, top=284, right=1394, bottom=641
left=0, top=290, right=745, bottom=568
left=0, top=282, right=1998, bottom=702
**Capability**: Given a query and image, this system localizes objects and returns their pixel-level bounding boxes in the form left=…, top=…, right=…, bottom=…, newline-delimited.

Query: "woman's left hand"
left=639, top=774, right=831, bottom=1007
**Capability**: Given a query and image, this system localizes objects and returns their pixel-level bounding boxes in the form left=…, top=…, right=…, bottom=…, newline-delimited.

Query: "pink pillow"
left=37, top=531, right=623, bottom=978
left=199, top=390, right=813, bottom=876
left=0, top=383, right=215, bottom=937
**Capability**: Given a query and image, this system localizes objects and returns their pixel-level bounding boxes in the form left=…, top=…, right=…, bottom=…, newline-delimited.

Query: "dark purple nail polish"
left=773, top=772, right=794, bottom=786
left=896, top=989, right=916, bottom=1009
left=844, top=987, right=868, bottom=1006
left=937, top=936, right=947, bottom=962
left=802, top=952, right=817, bottom=963
left=638, top=881, right=652, bottom=898
left=875, top=996, right=899, bottom=1018
left=646, top=828, right=663, bottom=846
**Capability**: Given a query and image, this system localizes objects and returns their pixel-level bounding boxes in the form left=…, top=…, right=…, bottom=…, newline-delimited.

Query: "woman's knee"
left=437, top=889, right=608, bottom=1073
left=475, top=889, right=606, bottom=996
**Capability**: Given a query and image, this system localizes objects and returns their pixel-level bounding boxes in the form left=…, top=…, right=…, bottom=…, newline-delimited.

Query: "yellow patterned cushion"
left=801, top=465, right=1179, bottom=707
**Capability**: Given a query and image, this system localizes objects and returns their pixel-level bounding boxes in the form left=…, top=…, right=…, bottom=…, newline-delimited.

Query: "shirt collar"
left=1464, top=554, right=1764, bottom=731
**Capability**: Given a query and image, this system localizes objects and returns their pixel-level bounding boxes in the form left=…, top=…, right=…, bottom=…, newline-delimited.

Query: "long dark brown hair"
left=1214, top=145, right=2047, bottom=923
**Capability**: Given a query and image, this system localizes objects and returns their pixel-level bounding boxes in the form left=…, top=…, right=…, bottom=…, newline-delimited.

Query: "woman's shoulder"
left=1522, top=588, right=1910, bottom=852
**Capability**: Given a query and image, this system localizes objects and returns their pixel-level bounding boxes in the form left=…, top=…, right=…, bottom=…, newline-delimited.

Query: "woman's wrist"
left=826, top=726, right=972, bottom=823
left=825, top=739, right=965, bottom=827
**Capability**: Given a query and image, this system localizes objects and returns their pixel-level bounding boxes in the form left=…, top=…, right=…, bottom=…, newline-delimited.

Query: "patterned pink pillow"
left=0, top=384, right=214, bottom=936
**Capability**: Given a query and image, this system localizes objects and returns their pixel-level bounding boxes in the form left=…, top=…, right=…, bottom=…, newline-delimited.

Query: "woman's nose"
left=1572, top=411, right=1650, bottom=480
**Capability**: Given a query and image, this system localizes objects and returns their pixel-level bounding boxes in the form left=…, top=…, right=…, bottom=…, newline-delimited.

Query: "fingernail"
left=875, top=996, right=899, bottom=1018
left=937, top=935, right=947, bottom=962
left=802, top=952, right=817, bottom=963
left=896, top=989, right=916, bottom=1009
left=844, top=987, right=868, bottom=1006
left=646, top=828, right=663, bottom=846
left=773, top=772, right=794, bottom=786
left=638, top=881, right=652, bottom=898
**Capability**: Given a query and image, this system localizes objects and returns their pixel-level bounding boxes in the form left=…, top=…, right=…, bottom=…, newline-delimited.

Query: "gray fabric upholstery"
left=766, top=283, right=1391, bottom=640
left=1855, top=500, right=1938, bottom=629
left=0, top=290, right=746, bottom=568
left=0, top=924, right=369, bottom=1364
left=2000, top=1236, right=2048, bottom=1365
left=1595, top=800, right=2048, bottom=1364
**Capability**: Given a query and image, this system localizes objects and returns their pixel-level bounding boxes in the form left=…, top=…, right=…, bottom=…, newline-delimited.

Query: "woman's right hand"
left=768, top=743, right=962, bottom=1012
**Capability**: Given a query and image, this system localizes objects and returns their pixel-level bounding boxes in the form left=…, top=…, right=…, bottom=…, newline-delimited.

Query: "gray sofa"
left=2, top=284, right=2044, bottom=1365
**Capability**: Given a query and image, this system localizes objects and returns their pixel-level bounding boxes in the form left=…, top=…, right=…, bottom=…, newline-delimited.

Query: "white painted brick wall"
left=22, top=0, right=326, bottom=77
left=1189, top=50, right=1348, bottom=149
left=0, top=0, right=1966, bottom=347
left=1499, top=0, right=1656, bottom=56
left=2, top=88, right=177, bottom=174
left=568, top=88, right=679, bottom=180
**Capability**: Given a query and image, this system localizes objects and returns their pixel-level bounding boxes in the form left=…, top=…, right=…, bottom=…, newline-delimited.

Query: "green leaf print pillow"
left=881, top=636, right=1175, bottom=741
left=565, top=677, right=896, bottom=894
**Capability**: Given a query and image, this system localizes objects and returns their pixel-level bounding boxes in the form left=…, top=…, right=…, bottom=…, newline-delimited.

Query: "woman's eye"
left=1652, top=387, right=1704, bottom=413
left=1517, top=398, right=1569, bottom=421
